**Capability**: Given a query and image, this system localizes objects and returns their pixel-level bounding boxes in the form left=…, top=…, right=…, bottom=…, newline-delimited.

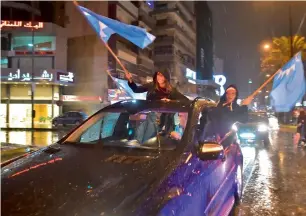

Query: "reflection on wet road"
left=237, top=131, right=306, bottom=215
left=0, top=130, right=67, bottom=146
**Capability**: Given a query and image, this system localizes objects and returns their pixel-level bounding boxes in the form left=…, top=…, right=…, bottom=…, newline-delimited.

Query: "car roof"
left=101, top=98, right=215, bottom=114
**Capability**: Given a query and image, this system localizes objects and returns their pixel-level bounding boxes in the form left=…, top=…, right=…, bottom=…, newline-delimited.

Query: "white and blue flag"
left=111, top=76, right=147, bottom=100
left=270, top=52, right=305, bottom=112
left=78, top=5, right=155, bottom=49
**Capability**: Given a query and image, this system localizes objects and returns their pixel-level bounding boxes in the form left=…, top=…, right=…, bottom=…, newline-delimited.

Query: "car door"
left=184, top=105, right=238, bottom=216
left=66, top=112, right=76, bottom=124
left=57, top=113, right=67, bottom=125
left=158, top=105, right=235, bottom=216
left=205, top=132, right=239, bottom=216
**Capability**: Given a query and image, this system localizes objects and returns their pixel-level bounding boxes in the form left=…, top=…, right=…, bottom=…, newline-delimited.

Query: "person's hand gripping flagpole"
left=72, top=0, right=155, bottom=81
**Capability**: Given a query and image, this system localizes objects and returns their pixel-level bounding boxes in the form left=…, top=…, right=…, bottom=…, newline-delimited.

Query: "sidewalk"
left=279, top=124, right=297, bottom=133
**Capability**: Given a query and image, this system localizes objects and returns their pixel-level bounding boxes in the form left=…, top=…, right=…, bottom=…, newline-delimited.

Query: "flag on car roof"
left=270, top=52, right=305, bottom=112
left=77, top=5, right=156, bottom=49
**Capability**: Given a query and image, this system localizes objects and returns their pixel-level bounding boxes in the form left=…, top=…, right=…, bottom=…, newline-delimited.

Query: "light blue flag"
left=270, top=52, right=305, bottom=112
left=77, top=5, right=155, bottom=49
left=111, top=76, right=147, bottom=100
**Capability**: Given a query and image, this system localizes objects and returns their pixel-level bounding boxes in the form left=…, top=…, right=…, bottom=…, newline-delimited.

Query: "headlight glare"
left=258, top=124, right=268, bottom=132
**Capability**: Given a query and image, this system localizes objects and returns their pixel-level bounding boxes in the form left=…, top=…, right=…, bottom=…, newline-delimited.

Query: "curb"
left=280, top=125, right=297, bottom=129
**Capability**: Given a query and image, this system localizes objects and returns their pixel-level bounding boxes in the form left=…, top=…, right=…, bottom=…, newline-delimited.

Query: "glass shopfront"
left=0, top=104, right=6, bottom=127
left=1, top=84, right=60, bottom=128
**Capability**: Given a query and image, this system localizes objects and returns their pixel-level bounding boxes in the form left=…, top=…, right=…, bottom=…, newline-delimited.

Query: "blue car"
left=2, top=98, right=243, bottom=216
left=52, top=111, right=88, bottom=127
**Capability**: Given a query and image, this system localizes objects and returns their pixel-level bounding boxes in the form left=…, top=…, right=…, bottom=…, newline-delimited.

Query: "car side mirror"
left=197, top=142, right=225, bottom=161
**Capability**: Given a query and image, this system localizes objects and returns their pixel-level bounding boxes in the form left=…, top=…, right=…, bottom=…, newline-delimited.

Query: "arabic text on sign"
left=0, top=20, right=44, bottom=29
left=59, top=72, right=74, bottom=83
left=6, top=69, right=53, bottom=81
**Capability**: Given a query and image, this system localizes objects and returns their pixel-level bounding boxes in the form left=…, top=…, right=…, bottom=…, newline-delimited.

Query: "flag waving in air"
left=77, top=5, right=155, bottom=49
left=111, top=76, right=147, bottom=100
left=270, top=52, right=305, bottom=112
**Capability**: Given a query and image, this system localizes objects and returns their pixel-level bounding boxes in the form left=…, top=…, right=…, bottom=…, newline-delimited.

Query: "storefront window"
left=1, top=84, right=8, bottom=99
left=11, top=56, right=54, bottom=69
left=10, top=84, right=31, bottom=100
left=11, top=35, right=56, bottom=51
left=34, top=85, right=53, bottom=100
left=9, top=104, right=32, bottom=128
left=1, top=57, right=8, bottom=68
left=8, top=104, right=55, bottom=128
left=0, top=104, right=7, bottom=127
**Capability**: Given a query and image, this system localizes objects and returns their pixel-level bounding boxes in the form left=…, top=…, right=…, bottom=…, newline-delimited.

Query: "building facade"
left=1, top=1, right=71, bottom=128
left=151, top=1, right=197, bottom=96
left=108, top=1, right=155, bottom=86
left=64, top=1, right=155, bottom=113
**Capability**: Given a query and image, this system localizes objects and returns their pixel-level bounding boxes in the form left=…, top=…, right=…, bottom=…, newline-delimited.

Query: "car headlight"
left=258, top=124, right=268, bottom=132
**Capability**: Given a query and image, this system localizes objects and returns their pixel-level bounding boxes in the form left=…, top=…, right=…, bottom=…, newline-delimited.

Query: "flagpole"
left=249, top=68, right=281, bottom=98
left=73, top=0, right=130, bottom=78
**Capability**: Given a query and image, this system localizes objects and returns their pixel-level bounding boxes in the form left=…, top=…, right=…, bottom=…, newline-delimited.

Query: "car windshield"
left=63, top=108, right=189, bottom=151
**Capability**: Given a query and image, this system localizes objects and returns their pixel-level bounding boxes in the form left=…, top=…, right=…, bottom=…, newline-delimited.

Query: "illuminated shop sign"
left=0, top=20, right=44, bottom=29
left=2, top=68, right=74, bottom=83
left=7, top=69, right=53, bottom=81
left=58, top=72, right=74, bottom=83
left=185, top=68, right=227, bottom=96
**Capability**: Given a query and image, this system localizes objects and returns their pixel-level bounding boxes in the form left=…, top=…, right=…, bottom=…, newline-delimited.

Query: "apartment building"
left=65, top=1, right=155, bottom=113
left=151, top=1, right=197, bottom=95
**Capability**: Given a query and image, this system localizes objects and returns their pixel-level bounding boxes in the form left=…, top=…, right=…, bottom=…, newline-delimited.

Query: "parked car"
left=234, top=112, right=270, bottom=146
left=52, top=111, right=88, bottom=127
left=2, top=98, right=243, bottom=216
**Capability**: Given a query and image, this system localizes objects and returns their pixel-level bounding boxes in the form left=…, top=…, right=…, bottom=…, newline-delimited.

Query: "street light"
left=263, top=44, right=270, bottom=50
left=266, top=74, right=270, bottom=77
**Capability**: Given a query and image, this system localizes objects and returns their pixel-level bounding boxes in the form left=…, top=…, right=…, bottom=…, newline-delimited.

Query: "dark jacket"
left=128, top=71, right=189, bottom=101
left=297, top=111, right=306, bottom=135
left=212, top=85, right=248, bottom=137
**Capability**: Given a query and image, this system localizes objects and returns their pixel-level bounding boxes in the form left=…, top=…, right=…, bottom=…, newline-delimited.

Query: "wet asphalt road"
left=237, top=131, right=306, bottom=216
left=1, top=129, right=306, bottom=215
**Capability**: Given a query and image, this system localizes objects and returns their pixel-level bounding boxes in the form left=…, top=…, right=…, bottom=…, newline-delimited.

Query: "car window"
left=67, top=112, right=75, bottom=117
left=65, top=109, right=189, bottom=150
left=80, top=119, right=103, bottom=143
left=79, top=113, right=121, bottom=143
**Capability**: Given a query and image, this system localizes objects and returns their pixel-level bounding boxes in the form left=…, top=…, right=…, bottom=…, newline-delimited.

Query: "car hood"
left=1, top=143, right=175, bottom=216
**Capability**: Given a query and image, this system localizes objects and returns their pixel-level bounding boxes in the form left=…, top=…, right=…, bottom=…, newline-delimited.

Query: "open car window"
left=63, top=109, right=189, bottom=150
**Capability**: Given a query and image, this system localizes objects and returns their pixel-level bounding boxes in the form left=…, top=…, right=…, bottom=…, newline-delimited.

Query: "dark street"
left=238, top=131, right=306, bottom=215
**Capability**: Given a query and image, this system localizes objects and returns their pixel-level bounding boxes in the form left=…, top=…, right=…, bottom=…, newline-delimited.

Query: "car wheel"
left=53, top=121, right=58, bottom=127
left=234, top=164, right=243, bottom=204
left=229, top=164, right=243, bottom=216
left=75, top=120, right=81, bottom=126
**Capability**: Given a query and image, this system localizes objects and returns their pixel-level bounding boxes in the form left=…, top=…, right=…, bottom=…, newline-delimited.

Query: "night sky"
left=208, top=1, right=306, bottom=98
